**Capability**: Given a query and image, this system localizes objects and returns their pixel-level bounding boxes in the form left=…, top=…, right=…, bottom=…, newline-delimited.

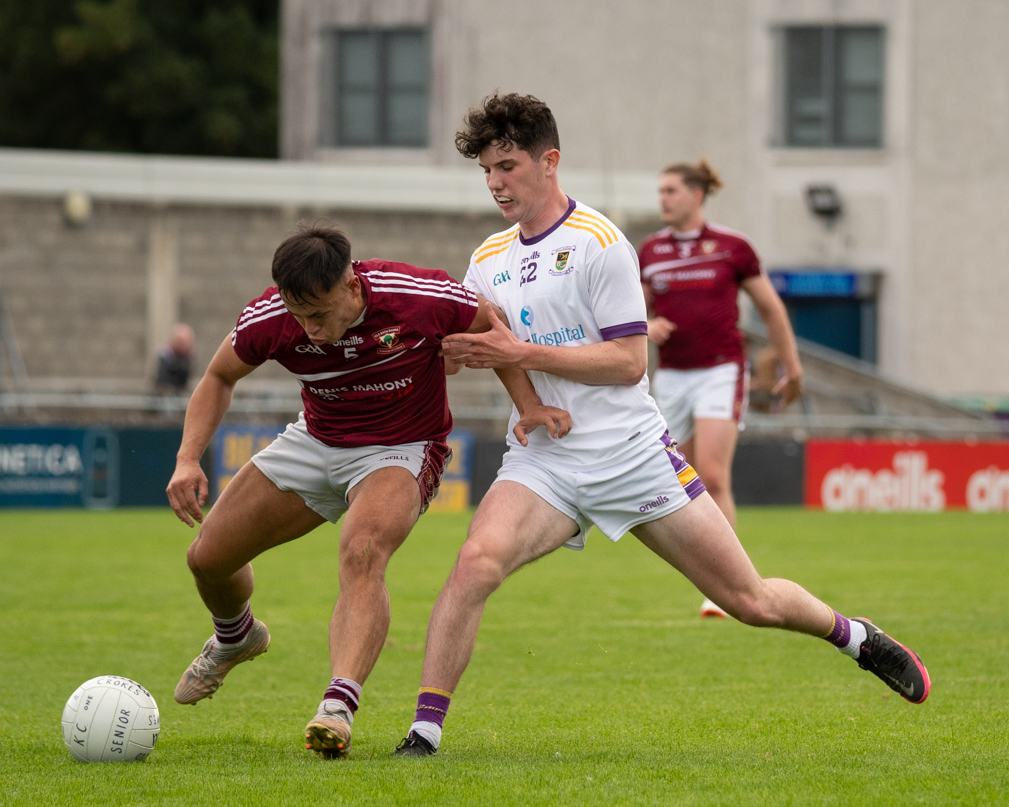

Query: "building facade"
left=0, top=0, right=1006, bottom=403
left=281, top=0, right=1009, bottom=398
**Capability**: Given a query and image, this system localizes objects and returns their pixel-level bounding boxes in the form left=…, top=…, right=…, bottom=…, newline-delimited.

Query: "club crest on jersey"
left=373, top=326, right=406, bottom=354
left=701, top=240, right=718, bottom=254
left=550, top=246, right=576, bottom=276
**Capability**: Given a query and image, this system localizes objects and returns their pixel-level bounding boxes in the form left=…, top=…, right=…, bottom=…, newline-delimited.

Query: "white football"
left=62, top=676, right=160, bottom=763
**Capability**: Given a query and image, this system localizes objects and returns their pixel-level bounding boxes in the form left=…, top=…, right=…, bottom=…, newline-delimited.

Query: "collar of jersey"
left=668, top=225, right=704, bottom=240
left=518, top=196, right=577, bottom=246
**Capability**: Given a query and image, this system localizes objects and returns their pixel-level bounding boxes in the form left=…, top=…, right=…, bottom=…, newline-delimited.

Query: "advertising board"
left=805, top=440, right=1009, bottom=512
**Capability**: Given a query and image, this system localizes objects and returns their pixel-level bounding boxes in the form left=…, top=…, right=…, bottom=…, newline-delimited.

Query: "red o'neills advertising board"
left=805, top=440, right=1009, bottom=512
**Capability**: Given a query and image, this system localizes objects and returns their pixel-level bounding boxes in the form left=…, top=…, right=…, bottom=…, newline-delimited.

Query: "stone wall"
left=0, top=193, right=660, bottom=387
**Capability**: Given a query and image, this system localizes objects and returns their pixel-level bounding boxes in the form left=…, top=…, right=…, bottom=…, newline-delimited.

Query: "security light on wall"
left=805, top=184, right=842, bottom=223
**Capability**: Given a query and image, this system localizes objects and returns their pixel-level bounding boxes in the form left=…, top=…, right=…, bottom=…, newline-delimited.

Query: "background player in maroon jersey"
left=640, top=160, right=804, bottom=617
left=166, top=225, right=567, bottom=759
left=640, top=160, right=804, bottom=532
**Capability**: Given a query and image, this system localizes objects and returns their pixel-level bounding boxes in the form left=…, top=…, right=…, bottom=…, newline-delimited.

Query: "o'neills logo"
left=821, top=451, right=945, bottom=512
left=966, top=465, right=1009, bottom=512
left=639, top=494, right=669, bottom=512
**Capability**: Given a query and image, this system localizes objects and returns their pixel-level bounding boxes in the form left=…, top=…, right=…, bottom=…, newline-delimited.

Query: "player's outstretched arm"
left=741, top=274, right=804, bottom=404
left=442, top=307, right=646, bottom=386
left=166, top=336, right=257, bottom=527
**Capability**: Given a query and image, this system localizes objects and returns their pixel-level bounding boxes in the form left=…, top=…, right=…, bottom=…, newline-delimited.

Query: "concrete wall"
left=906, top=1, right=1009, bottom=395
left=0, top=193, right=510, bottom=386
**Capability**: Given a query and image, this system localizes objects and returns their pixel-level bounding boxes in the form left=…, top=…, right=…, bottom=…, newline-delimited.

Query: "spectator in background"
left=638, top=160, right=803, bottom=530
left=155, top=323, right=196, bottom=393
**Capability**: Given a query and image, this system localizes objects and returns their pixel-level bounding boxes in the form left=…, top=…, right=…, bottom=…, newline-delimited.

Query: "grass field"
left=0, top=507, right=1006, bottom=806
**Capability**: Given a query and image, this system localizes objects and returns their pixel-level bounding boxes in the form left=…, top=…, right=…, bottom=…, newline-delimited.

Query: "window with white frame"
left=319, top=28, right=429, bottom=148
left=783, top=26, right=884, bottom=148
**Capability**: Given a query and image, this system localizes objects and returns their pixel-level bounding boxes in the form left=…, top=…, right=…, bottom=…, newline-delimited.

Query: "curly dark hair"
left=271, top=224, right=352, bottom=304
left=455, top=92, right=560, bottom=160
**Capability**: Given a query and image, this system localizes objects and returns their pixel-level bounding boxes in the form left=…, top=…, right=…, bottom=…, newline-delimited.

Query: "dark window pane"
left=839, top=89, right=881, bottom=145
left=840, top=29, right=882, bottom=84
left=786, top=28, right=828, bottom=146
left=388, top=32, right=428, bottom=90
left=339, top=92, right=380, bottom=145
left=340, top=32, right=379, bottom=89
left=837, top=29, right=883, bottom=146
left=388, top=90, right=428, bottom=145
left=330, top=28, right=429, bottom=148
left=784, top=25, right=883, bottom=148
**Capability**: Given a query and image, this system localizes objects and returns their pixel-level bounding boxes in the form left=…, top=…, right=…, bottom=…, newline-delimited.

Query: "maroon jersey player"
left=639, top=160, right=804, bottom=534
left=165, top=225, right=563, bottom=759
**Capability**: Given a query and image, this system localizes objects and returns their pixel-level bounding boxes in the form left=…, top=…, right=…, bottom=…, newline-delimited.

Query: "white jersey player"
left=392, top=93, right=930, bottom=758
left=461, top=198, right=705, bottom=546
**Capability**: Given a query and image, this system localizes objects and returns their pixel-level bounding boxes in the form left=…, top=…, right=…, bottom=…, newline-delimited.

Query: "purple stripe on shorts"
left=660, top=431, right=706, bottom=500
left=600, top=321, right=647, bottom=340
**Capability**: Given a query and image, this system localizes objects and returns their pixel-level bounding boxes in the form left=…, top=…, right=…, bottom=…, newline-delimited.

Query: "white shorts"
left=251, top=414, right=450, bottom=523
left=495, top=431, right=706, bottom=550
left=651, top=361, right=749, bottom=444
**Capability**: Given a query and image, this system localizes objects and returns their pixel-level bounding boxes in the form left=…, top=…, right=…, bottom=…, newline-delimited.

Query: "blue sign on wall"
left=769, top=271, right=858, bottom=298
left=0, top=427, right=119, bottom=508
left=212, top=424, right=286, bottom=502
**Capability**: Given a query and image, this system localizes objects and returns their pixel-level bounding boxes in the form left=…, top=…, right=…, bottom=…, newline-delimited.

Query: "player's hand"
left=442, top=306, right=528, bottom=369
left=166, top=458, right=209, bottom=527
left=514, top=404, right=573, bottom=446
left=647, top=316, right=676, bottom=345
left=773, top=373, right=804, bottom=405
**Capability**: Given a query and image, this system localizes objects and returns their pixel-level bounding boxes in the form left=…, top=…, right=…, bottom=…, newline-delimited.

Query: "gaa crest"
left=550, top=246, right=576, bottom=276
left=373, top=326, right=406, bottom=354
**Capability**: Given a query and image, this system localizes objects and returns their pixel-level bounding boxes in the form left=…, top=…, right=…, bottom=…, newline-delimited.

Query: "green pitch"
left=0, top=508, right=1006, bottom=805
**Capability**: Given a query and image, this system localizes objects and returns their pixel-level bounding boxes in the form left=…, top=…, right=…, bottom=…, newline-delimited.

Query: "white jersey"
left=464, top=198, right=667, bottom=469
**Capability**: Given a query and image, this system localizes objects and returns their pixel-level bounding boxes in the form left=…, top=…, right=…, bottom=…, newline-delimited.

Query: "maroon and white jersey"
left=231, top=260, right=479, bottom=447
left=638, top=223, right=762, bottom=370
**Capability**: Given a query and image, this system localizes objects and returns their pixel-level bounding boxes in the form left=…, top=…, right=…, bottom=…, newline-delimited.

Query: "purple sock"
left=414, top=688, right=451, bottom=728
left=324, top=677, right=362, bottom=714
left=822, top=608, right=852, bottom=649
left=213, top=602, right=253, bottom=645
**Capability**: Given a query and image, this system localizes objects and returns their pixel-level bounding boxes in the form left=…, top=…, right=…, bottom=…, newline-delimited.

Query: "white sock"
left=410, top=720, right=442, bottom=749
left=320, top=698, right=354, bottom=726
left=838, top=620, right=868, bottom=659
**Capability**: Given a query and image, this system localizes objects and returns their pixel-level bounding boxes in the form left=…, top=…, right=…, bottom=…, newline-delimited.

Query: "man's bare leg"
left=186, top=461, right=326, bottom=617
left=633, top=492, right=830, bottom=632
left=632, top=493, right=930, bottom=702
left=176, top=461, right=325, bottom=705
left=329, top=466, right=422, bottom=683
left=691, top=418, right=740, bottom=529
left=306, top=466, right=425, bottom=759
left=394, top=482, right=577, bottom=755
